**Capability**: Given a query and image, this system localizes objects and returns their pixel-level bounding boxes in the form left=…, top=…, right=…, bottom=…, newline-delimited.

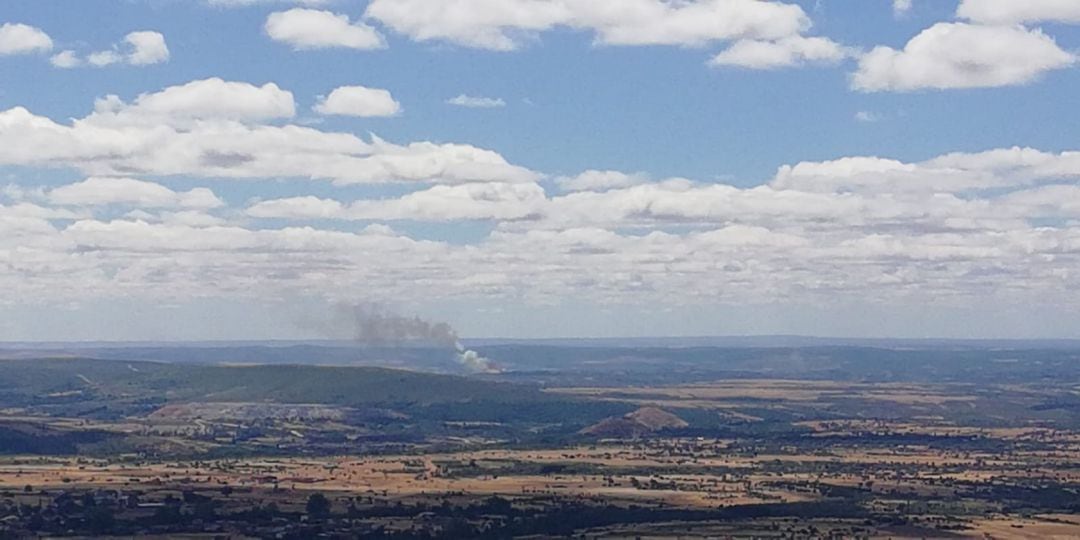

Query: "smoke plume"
left=455, top=348, right=499, bottom=374
left=348, top=304, right=458, bottom=348
left=345, top=304, right=501, bottom=373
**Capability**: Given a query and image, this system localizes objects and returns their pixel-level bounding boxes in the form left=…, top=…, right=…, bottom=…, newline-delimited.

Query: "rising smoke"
left=344, top=304, right=500, bottom=373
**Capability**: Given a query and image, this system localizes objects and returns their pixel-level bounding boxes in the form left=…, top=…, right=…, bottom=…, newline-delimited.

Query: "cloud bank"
left=2, top=74, right=1079, bottom=318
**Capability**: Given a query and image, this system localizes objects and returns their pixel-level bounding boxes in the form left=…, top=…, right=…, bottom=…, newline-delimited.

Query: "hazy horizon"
left=6, top=335, right=1080, bottom=348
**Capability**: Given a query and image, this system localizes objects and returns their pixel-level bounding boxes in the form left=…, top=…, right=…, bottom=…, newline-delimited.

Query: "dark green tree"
left=306, top=493, right=331, bottom=518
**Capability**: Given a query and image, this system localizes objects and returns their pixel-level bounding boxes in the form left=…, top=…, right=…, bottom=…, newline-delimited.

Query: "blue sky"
left=2, top=0, right=1080, bottom=340
left=5, top=0, right=1079, bottom=183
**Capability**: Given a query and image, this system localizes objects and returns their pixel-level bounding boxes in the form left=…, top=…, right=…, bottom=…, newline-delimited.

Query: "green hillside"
left=0, top=358, right=545, bottom=406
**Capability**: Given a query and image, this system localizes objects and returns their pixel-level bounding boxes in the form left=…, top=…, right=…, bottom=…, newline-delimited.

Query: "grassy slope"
left=0, top=358, right=550, bottom=407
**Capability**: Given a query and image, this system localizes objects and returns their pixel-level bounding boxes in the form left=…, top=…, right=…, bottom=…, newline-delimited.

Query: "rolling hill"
left=0, top=358, right=631, bottom=426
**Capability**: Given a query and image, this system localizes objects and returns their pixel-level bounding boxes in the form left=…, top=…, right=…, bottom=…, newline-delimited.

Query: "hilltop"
left=580, top=407, right=688, bottom=438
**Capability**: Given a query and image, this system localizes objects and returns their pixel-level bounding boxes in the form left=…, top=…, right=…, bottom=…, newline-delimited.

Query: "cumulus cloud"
left=49, top=50, right=80, bottom=68
left=924, top=146, right=1080, bottom=183
left=6, top=144, right=1080, bottom=314
left=51, top=31, right=170, bottom=68
left=249, top=182, right=546, bottom=221
left=957, top=0, right=1080, bottom=25
left=446, top=95, right=507, bottom=108
left=47, top=177, right=224, bottom=209
left=770, top=148, right=1080, bottom=195
left=314, top=86, right=401, bottom=117
left=89, top=78, right=296, bottom=125
left=710, top=35, right=850, bottom=69
left=86, top=50, right=123, bottom=67
left=0, top=23, right=53, bottom=55
left=0, top=55, right=1078, bottom=321
left=538, top=180, right=879, bottom=230
left=240, top=145, right=1080, bottom=237
left=556, top=170, right=648, bottom=192
left=852, top=23, right=1075, bottom=92
left=125, top=31, right=171, bottom=65
left=365, top=0, right=812, bottom=51
left=246, top=196, right=346, bottom=220
left=266, top=8, right=386, bottom=50
left=0, top=78, right=538, bottom=186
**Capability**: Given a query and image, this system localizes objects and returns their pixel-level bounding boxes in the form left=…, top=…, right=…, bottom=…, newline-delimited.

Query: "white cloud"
left=0, top=23, right=53, bottom=56
left=924, top=146, right=1080, bottom=181
left=49, top=50, right=78, bottom=68
left=772, top=156, right=920, bottom=192
left=90, top=78, right=297, bottom=125
left=957, top=0, right=1080, bottom=25
left=854, top=111, right=881, bottom=123
left=246, top=196, right=345, bottom=220
left=265, top=8, right=386, bottom=50
left=1, top=184, right=45, bottom=203
left=893, top=0, right=913, bottom=17
left=852, top=23, right=1075, bottom=92
left=314, top=86, right=401, bottom=117
left=353, top=181, right=545, bottom=222
left=49, top=50, right=80, bottom=68
left=156, top=210, right=230, bottom=228
left=125, top=31, right=170, bottom=65
left=556, top=170, right=648, bottom=192
left=446, top=95, right=507, bottom=108
left=710, top=35, right=850, bottom=69
left=6, top=146, right=1080, bottom=315
left=539, top=180, right=875, bottom=229
left=241, top=144, right=1080, bottom=234
left=87, top=50, right=123, bottom=67
left=365, top=0, right=811, bottom=51
left=1000, top=185, right=1080, bottom=217
left=2, top=64, right=1079, bottom=317
left=50, top=31, right=170, bottom=68
left=249, top=182, right=546, bottom=221
left=773, top=147, right=1080, bottom=195
left=0, top=79, right=538, bottom=186
left=48, top=177, right=224, bottom=209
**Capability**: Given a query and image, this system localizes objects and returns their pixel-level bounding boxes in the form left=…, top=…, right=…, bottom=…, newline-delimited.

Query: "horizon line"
left=4, top=335, right=1080, bottom=346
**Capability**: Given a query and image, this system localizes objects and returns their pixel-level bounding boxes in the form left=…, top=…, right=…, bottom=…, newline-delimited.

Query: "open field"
left=5, top=419, right=1080, bottom=538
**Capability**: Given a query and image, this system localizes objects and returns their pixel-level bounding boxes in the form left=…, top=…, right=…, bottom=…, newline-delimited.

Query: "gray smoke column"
left=347, top=304, right=501, bottom=373
left=348, top=304, right=458, bottom=348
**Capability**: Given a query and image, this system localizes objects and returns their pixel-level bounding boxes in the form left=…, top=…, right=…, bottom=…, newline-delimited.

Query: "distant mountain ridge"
left=6, top=335, right=1080, bottom=352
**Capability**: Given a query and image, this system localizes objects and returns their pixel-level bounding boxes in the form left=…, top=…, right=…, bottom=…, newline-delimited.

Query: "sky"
left=1, top=0, right=1080, bottom=341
